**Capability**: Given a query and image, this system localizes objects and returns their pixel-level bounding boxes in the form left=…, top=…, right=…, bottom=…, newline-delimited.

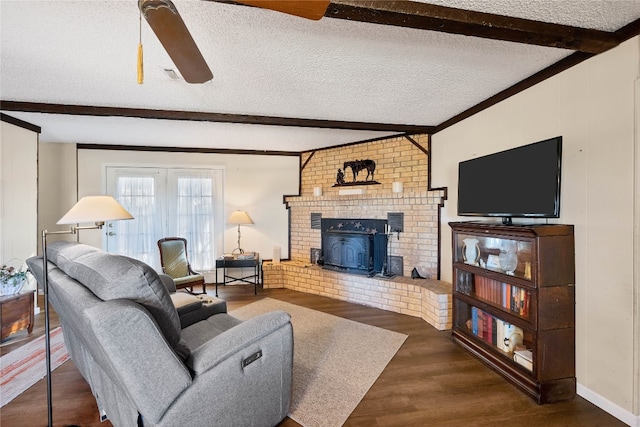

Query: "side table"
left=215, top=255, right=261, bottom=297
left=1, top=290, right=35, bottom=340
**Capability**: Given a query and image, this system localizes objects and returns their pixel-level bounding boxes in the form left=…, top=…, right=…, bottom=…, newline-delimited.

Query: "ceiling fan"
left=139, top=0, right=213, bottom=84
left=138, top=0, right=330, bottom=84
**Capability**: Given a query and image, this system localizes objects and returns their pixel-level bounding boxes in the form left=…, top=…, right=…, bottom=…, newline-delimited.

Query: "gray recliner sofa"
left=27, top=241, right=293, bottom=427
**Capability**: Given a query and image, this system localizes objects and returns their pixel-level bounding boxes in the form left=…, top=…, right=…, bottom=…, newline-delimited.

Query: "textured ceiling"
left=1, top=0, right=639, bottom=152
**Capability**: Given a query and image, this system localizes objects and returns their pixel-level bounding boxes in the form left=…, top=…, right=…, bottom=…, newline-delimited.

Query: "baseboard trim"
left=577, top=383, right=640, bottom=426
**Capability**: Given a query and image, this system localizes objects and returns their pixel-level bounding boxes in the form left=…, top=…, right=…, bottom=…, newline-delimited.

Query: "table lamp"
left=41, top=196, right=133, bottom=427
left=227, top=210, right=253, bottom=255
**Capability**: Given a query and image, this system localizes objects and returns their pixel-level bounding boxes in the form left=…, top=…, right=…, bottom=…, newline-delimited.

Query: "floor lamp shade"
left=227, top=210, right=253, bottom=254
left=57, top=196, right=133, bottom=225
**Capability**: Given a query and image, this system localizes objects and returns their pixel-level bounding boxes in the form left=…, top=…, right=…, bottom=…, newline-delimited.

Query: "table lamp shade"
left=227, top=210, right=253, bottom=225
left=57, top=196, right=133, bottom=225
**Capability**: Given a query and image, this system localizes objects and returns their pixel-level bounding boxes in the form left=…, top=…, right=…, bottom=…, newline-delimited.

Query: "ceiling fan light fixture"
left=139, top=0, right=178, bottom=17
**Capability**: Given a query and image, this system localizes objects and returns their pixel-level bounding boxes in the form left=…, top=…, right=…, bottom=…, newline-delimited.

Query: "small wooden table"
left=215, top=255, right=261, bottom=297
left=1, top=290, right=35, bottom=340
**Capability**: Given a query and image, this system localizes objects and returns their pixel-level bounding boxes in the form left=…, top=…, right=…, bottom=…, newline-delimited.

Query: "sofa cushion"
left=178, top=296, right=228, bottom=329
left=171, top=292, right=203, bottom=315
left=46, top=241, right=189, bottom=361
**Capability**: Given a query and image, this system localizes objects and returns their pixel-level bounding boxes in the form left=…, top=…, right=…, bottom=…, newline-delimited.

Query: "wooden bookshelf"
left=449, top=221, right=576, bottom=404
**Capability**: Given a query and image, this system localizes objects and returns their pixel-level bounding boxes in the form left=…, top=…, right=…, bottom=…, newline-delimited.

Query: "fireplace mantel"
left=285, top=190, right=421, bottom=205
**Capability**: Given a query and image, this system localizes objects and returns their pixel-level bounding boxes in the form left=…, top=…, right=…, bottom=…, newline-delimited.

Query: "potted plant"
left=0, top=260, right=29, bottom=296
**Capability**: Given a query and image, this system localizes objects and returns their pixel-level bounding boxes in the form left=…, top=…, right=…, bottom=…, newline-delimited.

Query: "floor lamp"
left=41, top=196, right=133, bottom=427
left=227, top=210, right=253, bottom=255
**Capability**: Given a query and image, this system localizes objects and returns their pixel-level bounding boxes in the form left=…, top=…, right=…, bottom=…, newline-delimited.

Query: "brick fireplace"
left=287, top=135, right=445, bottom=279
left=263, top=134, right=452, bottom=330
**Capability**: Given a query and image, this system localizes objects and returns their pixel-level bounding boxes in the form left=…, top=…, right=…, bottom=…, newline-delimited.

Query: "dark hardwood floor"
left=1, top=286, right=625, bottom=427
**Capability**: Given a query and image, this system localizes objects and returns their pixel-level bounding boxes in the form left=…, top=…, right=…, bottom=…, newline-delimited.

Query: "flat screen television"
left=457, top=136, right=562, bottom=224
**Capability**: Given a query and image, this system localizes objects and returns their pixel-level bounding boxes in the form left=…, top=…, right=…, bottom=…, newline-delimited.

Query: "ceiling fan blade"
left=139, top=0, right=213, bottom=84
left=231, top=1, right=330, bottom=20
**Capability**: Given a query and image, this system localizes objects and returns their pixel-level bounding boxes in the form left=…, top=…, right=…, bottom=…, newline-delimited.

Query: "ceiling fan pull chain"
left=137, top=8, right=143, bottom=84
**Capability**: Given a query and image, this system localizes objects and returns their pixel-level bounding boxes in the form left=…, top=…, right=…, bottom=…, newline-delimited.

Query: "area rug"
left=0, top=326, right=69, bottom=407
left=230, top=298, right=407, bottom=427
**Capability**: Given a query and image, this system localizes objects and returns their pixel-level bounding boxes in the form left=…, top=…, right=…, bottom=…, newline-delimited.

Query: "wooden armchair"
left=157, top=237, right=206, bottom=294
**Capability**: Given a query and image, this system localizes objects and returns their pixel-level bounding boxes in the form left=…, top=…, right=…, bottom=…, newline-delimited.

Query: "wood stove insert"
left=320, top=218, right=388, bottom=276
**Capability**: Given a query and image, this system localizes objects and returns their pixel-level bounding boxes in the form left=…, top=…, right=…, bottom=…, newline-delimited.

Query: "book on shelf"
left=473, top=276, right=530, bottom=318
left=513, top=349, right=533, bottom=371
left=496, top=318, right=506, bottom=352
left=471, top=306, right=478, bottom=335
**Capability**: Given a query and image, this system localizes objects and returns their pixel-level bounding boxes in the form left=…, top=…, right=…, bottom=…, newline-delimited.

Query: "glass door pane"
left=167, top=169, right=218, bottom=271
left=106, top=167, right=165, bottom=269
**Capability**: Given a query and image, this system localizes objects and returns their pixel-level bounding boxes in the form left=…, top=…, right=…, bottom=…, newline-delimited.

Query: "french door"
left=106, top=167, right=223, bottom=271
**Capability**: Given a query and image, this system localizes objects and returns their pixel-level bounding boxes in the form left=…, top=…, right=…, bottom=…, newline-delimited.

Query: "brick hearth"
left=263, top=261, right=452, bottom=330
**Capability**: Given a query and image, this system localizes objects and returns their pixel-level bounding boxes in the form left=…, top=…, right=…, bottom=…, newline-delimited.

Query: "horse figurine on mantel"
left=343, top=159, right=376, bottom=182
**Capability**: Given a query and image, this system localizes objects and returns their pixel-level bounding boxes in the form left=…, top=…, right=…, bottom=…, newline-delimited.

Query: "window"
left=106, top=167, right=223, bottom=271
left=168, top=169, right=216, bottom=271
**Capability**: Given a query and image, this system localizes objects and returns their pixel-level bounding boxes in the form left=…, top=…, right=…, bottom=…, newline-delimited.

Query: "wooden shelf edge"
left=453, top=331, right=575, bottom=404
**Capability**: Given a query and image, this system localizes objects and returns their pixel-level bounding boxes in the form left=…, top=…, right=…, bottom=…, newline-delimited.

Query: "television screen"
left=457, top=136, right=562, bottom=222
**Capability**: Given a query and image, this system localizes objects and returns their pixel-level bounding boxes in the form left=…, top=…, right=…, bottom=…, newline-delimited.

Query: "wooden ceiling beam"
left=325, top=1, right=620, bottom=54
left=0, top=101, right=435, bottom=134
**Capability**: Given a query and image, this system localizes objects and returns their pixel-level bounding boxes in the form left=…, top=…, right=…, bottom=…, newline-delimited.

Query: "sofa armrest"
left=187, top=310, right=291, bottom=374
left=86, top=299, right=192, bottom=423
left=158, top=274, right=177, bottom=294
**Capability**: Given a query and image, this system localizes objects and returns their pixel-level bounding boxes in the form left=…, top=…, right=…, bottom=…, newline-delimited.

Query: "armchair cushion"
left=159, top=239, right=190, bottom=278
left=174, top=274, right=205, bottom=287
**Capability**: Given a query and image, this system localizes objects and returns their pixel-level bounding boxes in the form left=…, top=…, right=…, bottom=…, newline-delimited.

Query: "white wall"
left=75, top=148, right=299, bottom=264
left=432, top=37, right=639, bottom=424
left=0, top=119, right=38, bottom=297
left=37, top=142, right=78, bottom=251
